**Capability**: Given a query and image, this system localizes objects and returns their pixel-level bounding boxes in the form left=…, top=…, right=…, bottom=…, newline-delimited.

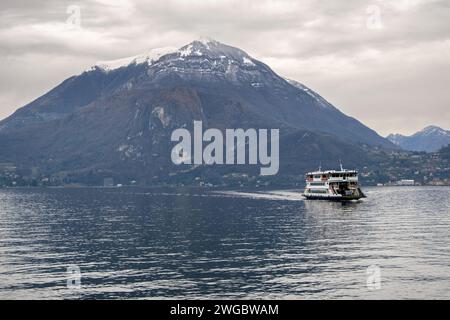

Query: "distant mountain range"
left=0, top=38, right=396, bottom=185
left=387, top=126, right=450, bottom=153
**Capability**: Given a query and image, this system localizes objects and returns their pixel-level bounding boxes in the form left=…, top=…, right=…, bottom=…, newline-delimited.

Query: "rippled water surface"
left=0, top=186, right=449, bottom=299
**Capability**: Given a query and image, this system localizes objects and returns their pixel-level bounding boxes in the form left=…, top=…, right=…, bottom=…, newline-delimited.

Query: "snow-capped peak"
left=86, top=38, right=254, bottom=73
left=178, top=38, right=250, bottom=60
left=388, top=126, right=450, bottom=140
left=87, top=46, right=177, bottom=72
left=419, top=125, right=447, bottom=136
left=387, top=125, right=450, bottom=152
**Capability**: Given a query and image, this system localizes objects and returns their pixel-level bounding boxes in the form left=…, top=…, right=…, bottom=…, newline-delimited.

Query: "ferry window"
left=314, top=175, right=320, bottom=179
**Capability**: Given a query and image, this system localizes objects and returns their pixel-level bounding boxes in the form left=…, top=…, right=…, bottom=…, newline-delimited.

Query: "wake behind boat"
left=303, top=165, right=366, bottom=201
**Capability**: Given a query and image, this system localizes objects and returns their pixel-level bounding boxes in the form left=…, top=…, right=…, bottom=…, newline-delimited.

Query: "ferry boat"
left=303, top=165, right=366, bottom=201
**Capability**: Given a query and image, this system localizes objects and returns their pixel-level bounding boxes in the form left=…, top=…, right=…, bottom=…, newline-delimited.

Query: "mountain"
left=387, top=125, right=450, bottom=152
left=0, top=38, right=394, bottom=185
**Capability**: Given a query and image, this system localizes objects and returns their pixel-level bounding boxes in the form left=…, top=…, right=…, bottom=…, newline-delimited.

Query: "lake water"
left=0, top=186, right=449, bottom=299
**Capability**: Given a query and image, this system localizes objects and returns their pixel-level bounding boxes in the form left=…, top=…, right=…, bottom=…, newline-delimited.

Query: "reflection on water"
left=0, top=186, right=449, bottom=299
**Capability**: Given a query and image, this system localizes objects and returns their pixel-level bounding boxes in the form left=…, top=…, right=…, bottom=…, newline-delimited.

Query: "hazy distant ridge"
left=387, top=125, right=450, bottom=152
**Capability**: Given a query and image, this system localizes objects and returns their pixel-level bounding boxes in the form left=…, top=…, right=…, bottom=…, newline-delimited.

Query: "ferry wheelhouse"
left=303, top=167, right=366, bottom=201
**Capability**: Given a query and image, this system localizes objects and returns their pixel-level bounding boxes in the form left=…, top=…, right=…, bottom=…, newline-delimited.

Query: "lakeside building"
left=398, top=179, right=415, bottom=186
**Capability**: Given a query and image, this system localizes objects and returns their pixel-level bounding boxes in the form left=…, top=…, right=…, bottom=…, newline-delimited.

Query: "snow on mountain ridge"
left=87, top=46, right=178, bottom=73
left=87, top=38, right=259, bottom=73
left=387, top=125, right=450, bottom=152
left=81, top=39, right=369, bottom=130
left=285, top=78, right=337, bottom=111
left=416, top=125, right=449, bottom=136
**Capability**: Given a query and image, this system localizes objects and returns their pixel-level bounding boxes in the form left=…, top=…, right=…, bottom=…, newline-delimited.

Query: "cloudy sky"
left=0, top=0, right=449, bottom=135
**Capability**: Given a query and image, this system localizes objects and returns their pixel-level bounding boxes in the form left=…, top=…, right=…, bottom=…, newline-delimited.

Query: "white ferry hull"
left=302, top=192, right=365, bottom=201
